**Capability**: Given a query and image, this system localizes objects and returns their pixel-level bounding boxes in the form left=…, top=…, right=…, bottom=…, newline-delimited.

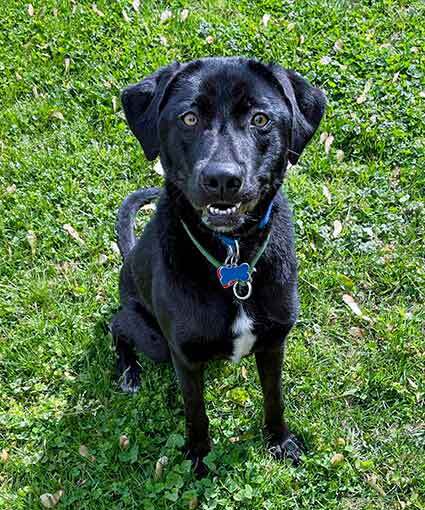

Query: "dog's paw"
left=185, top=444, right=211, bottom=479
left=188, top=453, right=209, bottom=479
left=118, top=365, right=141, bottom=394
left=268, top=433, right=305, bottom=465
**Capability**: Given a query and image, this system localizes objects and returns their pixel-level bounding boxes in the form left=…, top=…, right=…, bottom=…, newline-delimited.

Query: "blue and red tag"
left=217, top=262, right=250, bottom=288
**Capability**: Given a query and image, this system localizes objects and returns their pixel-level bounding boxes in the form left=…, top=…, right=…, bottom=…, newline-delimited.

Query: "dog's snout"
left=201, top=164, right=243, bottom=199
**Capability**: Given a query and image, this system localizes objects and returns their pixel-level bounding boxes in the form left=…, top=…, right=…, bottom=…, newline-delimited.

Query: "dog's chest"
left=230, top=305, right=257, bottom=363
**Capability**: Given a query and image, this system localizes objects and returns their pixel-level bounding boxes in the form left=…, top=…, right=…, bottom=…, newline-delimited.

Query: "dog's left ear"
left=121, top=62, right=181, bottom=161
left=270, top=65, right=326, bottom=165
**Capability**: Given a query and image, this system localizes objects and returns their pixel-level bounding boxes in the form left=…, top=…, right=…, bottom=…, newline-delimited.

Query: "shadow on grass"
left=12, top=315, right=267, bottom=508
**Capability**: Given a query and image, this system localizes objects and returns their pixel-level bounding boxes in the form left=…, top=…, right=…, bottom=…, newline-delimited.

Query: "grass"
left=0, top=0, right=424, bottom=508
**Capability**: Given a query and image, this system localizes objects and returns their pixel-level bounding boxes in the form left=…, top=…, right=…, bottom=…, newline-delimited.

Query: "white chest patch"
left=230, top=305, right=256, bottom=363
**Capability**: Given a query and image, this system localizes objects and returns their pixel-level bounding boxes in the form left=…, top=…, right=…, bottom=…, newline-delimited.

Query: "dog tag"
left=217, top=262, right=250, bottom=289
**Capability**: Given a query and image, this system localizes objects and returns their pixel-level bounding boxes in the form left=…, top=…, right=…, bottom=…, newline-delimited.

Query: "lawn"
left=0, top=0, right=424, bottom=508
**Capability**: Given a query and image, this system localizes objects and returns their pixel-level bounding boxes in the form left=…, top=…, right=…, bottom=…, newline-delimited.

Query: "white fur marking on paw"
left=231, top=305, right=256, bottom=363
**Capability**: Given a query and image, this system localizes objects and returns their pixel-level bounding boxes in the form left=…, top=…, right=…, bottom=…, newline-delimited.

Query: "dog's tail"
left=116, top=187, right=161, bottom=259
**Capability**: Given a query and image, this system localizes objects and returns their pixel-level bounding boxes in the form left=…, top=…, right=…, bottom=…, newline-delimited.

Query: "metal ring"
left=224, top=244, right=234, bottom=265
left=233, top=281, right=252, bottom=300
left=234, top=239, right=240, bottom=261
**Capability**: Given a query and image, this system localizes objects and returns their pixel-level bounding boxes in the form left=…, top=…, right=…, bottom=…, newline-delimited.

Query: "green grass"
left=1, top=0, right=424, bottom=508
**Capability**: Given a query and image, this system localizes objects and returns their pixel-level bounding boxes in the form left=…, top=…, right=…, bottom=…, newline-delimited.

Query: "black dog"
left=111, top=57, right=325, bottom=476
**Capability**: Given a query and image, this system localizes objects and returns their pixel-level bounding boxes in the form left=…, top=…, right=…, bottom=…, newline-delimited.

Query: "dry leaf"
left=324, top=134, right=334, bottom=154
left=241, top=366, right=248, bottom=380
left=261, top=14, right=271, bottom=27
left=15, top=72, right=22, bottom=80
left=180, top=8, right=189, bottom=21
left=27, top=231, right=37, bottom=256
left=336, top=437, right=346, bottom=447
left=49, top=111, right=64, bottom=121
left=332, top=220, right=342, bottom=238
left=229, top=436, right=240, bottom=443
left=330, top=453, right=344, bottom=465
left=410, top=46, right=419, bottom=53
left=392, top=71, right=400, bottom=83
left=122, top=9, right=130, bottom=22
left=64, top=57, right=70, bottom=73
left=336, top=149, right=344, bottom=162
left=63, top=224, right=84, bottom=244
left=40, top=491, right=64, bottom=508
left=322, top=185, right=332, bottom=204
left=320, top=56, right=332, bottom=65
left=342, top=294, right=362, bottom=316
left=111, top=241, right=120, bottom=255
left=119, top=435, right=130, bottom=449
left=356, top=94, right=366, bottom=104
left=299, top=34, right=305, bottom=45
left=1, top=449, right=9, bottom=463
left=419, top=91, right=425, bottom=98
left=28, top=4, right=34, bottom=16
left=141, top=203, right=156, bottom=212
left=132, top=0, right=140, bottom=12
left=153, top=160, right=164, bottom=176
left=188, top=495, right=199, bottom=509
left=6, top=184, right=17, bottom=193
left=356, top=80, right=372, bottom=104
left=112, top=96, right=118, bottom=112
left=159, top=35, right=168, bottom=46
left=366, top=474, right=385, bottom=496
left=349, top=326, right=365, bottom=338
left=287, top=22, right=295, bottom=31
left=160, top=9, right=172, bottom=22
left=32, top=85, right=39, bottom=98
left=97, top=253, right=107, bottom=264
left=79, top=445, right=89, bottom=457
left=154, top=456, right=168, bottom=480
left=319, top=132, right=328, bottom=144
left=206, top=35, right=214, bottom=44
left=92, top=3, right=104, bottom=16
left=333, top=39, right=343, bottom=52
left=52, top=8, right=58, bottom=16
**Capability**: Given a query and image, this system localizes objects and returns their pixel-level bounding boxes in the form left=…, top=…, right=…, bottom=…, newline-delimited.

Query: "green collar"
left=181, top=220, right=271, bottom=300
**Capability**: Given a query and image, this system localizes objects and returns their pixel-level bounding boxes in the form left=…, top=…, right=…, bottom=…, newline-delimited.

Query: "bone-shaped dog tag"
left=217, top=262, right=250, bottom=288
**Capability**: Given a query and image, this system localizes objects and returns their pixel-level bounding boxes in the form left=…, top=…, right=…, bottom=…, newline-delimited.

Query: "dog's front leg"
left=171, top=351, right=210, bottom=478
left=255, top=347, right=304, bottom=465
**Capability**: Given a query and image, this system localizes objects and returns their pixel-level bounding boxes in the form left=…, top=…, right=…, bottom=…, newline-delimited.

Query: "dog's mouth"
left=200, top=201, right=249, bottom=232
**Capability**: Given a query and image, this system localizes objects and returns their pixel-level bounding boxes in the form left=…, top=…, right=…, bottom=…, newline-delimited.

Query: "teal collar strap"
left=181, top=220, right=271, bottom=300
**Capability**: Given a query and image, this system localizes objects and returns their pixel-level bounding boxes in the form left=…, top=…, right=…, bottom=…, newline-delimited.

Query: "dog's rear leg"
left=110, top=304, right=170, bottom=393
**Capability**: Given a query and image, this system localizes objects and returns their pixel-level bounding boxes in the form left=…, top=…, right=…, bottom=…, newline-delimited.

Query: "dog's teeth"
left=236, top=202, right=241, bottom=208
left=208, top=205, right=239, bottom=216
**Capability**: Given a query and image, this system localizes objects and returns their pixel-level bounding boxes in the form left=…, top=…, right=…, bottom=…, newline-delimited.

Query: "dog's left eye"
left=251, top=113, right=270, bottom=128
left=181, top=112, right=198, bottom=127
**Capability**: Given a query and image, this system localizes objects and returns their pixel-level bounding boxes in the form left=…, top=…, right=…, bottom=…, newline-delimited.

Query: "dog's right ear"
left=121, top=62, right=180, bottom=161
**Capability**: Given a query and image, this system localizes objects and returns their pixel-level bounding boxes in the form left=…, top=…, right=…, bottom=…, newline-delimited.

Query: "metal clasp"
left=224, top=239, right=240, bottom=266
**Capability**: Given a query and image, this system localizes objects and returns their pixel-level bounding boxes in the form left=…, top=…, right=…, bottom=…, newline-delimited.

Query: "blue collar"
left=217, top=197, right=275, bottom=248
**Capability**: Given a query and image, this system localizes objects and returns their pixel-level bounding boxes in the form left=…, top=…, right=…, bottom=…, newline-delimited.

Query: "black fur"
left=111, top=57, right=325, bottom=476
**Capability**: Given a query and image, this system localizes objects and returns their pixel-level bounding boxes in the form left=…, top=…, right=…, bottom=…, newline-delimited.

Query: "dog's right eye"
left=181, top=112, right=198, bottom=127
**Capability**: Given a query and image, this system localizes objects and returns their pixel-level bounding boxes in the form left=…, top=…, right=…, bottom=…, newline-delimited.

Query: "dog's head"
left=122, top=57, right=325, bottom=233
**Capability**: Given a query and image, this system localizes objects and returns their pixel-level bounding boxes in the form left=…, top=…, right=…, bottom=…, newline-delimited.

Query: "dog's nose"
left=201, top=164, right=243, bottom=198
